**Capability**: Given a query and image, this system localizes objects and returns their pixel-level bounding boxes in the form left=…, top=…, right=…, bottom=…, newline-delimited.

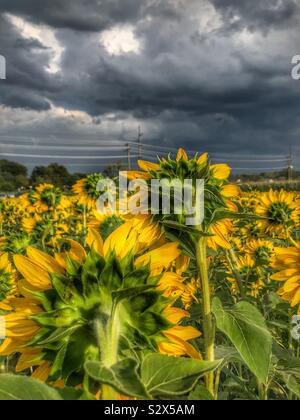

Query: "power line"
left=0, top=144, right=129, bottom=151
left=0, top=153, right=138, bottom=160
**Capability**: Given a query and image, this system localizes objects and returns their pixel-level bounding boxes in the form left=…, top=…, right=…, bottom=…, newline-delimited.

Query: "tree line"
left=1, top=159, right=299, bottom=193
left=0, top=160, right=85, bottom=192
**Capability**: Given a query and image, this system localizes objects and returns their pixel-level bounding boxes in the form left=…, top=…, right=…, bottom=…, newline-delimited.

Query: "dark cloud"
left=0, top=0, right=300, bottom=172
left=211, top=0, right=300, bottom=32
left=0, top=0, right=181, bottom=32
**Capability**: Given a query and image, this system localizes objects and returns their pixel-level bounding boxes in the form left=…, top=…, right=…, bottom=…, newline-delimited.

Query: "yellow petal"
left=222, top=184, right=241, bottom=198
left=16, top=350, right=44, bottom=372
left=126, top=171, right=152, bottom=180
left=0, top=338, right=23, bottom=356
left=135, top=243, right=181, bottom=275
left=166, top=325, right=201, bottom=341
left=271, top=269, right=299, bottom=281
left=13, top=255, right=52, bottom=291
left=103, top=222, right=136, bottom=258
left=176, top=148, right=188, bottom=161
left=138, top=160, right=160, bottom=172
left=197, top=153, right=208, bottom=165
left=0, top=253, right=10, bottom=271
left=160, top=334, right=201, bottom=359
left=211, top=164, right=231, bottom=180
left=27, top=247, right=64, bottom=274
left=32, top=362, right=52, bottom=382
left=86, top=228, right=104, bottom=256
left=164, top=307, right=189, bottom=324
left=68, top=240, right=87, bottom=263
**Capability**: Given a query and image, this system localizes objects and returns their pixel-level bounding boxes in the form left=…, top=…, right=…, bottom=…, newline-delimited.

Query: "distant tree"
left=0, top=160, right=27, bottom=177
left=31, top=163, right=72, bottom=187
left=30, top=166, right=48, bottom=184
left=0, top=160, right=29, bottom=192
left=103, top=162, right=126, bottom=179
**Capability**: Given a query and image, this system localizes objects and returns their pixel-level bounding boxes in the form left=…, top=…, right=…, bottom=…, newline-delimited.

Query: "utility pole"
left=288, top=146, right=293, bottom=183
left=137, top=125, right=143, bottom=161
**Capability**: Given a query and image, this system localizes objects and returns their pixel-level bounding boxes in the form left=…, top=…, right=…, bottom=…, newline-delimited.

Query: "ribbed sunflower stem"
left=226, top=249, right=247, bottom=299
left=83, top=205, right=87, bottom=238
left=285, top=228, right=298, bottom=248
left=95, top=306, right=120, bottom=400
left=196, top=235, right=215, bottom=398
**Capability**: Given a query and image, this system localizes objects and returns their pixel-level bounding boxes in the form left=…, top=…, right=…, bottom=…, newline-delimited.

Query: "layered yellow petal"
left=176, top=148, right=188, bottom=161
left=136, top=243, right=181, bottom=276
left=197, top=153, right=208, bottom=165
left=138, top=160, right=160, bottom=172
left=211, top=164, right=231, bottom=180
left=27, top=247, right=64, bottom=274
left=13, top=255, right=52, bottom=291
left=86, top=228, right=104, bottom=256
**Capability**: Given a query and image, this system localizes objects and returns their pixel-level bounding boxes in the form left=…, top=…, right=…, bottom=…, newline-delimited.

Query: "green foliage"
left=212, top=298, right=273, bottom=385
left=0, top=160, right=29, bottom=192
left=0, top=375, right=63, bottom=400
left=85, top=354, right=222, bottom=400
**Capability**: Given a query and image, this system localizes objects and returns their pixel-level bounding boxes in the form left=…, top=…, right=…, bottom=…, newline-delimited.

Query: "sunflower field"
left=0, top=149, right=299, bottom=401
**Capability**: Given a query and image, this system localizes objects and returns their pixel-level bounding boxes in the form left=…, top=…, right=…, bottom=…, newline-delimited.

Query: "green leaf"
left=85, top=359, right=149, bottom=399
left=210, top=210, right=265, bottom=224
left=112, top=285, right=155, bottom=304
left=278, top=370, right=300, bottom=398
left=161, top=220, right=212, bottom=237
left=56, top=386, right=85, bottom=400
left=141, top=354, right=222, bottom=398
left=36, top=325, right=82, bottom=346
left=212, top=298, right=272, bottom=384
left=0, top=374, right=63, bottom=400
left=188, top=385, right=214, bottom=400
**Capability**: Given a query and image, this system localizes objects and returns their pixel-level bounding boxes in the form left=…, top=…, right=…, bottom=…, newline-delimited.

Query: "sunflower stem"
left=83, top=205, right=87, bottom=242
left=257, top=381, right=268, bottom=401
left=94, top=305, right=120, bottom=400
left=226, top=249, right=247, bottom=299
left=196, top=235, right=215, bottom=397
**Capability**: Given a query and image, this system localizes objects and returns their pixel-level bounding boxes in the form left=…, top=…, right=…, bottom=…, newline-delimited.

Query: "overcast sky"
left=0, top=0, right=300, bottom=173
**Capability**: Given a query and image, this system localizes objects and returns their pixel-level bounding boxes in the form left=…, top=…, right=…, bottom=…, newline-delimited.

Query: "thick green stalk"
left=196, top=236, right=215, bottom=397
left=227, top=249, right=247, bottom=299
left=257, top=381, right=268, bottom=401
left=95, top=306, right=120, bottom=400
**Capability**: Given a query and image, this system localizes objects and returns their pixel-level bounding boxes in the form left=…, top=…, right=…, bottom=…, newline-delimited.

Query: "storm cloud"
left=0, top=0, right=299, bottom=172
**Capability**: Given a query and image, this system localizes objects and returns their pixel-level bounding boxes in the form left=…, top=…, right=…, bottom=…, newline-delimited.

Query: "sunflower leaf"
left=141, top=354, right=222, bottom=398
left=0, top=374, right=63, bottom=400
left=85, top=359, right=149, bottom=399
left=212, top=298, right=272, bottom=384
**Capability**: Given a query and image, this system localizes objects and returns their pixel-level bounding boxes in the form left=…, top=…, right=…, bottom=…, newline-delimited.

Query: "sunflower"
left=271, top=247, right=300, bottom=310
left=208, top=219, right=233, bottom=251
left=89, top=210, right=125, bottom=241
left=0, top=221, right=201, bottom=393
left=0, top=234, right=32, bottom=256
left=256, top=190, right=299, bottom=236
left=245, top=239, right=275, bottom=266
left=227, top=254, right=265, bottom=298
left=73, top=174, right=106, bottom=210
left=127, top=148, right=241, bottom=247
left=0, top=253, right=18, bottom=301
left=31, top=184, right=62, bottom=212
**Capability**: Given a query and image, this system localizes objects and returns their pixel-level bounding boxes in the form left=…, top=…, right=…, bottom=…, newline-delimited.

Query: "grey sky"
left=0, top=0, right=299, bottom=173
